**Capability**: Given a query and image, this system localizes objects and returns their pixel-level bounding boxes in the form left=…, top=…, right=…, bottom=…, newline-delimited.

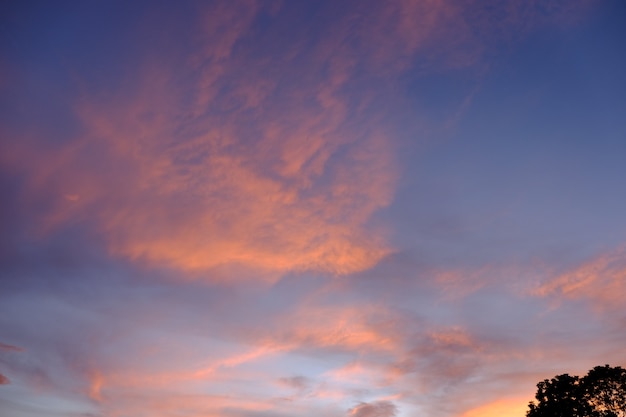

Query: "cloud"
left=87, top=369, right=103, bottom=402
left=2, top=0, right=594, bottom=284
left=2, top=1, right=402, bottom=281
left=433, top=267, right=492, bottom=299
left=0, top=342, right=24, bottom=352
left=278, top=375, right=311, bottom=391
left=2, top=269, right=617, bottom=417
left=533, top=246, right=626, bottom=308
left=0, top=2, right=610, bottom=417
left=349, top=401, right=397, bottom=417
left=55, top=122, right=393, bottom=279
left=0, top=342, right=23, bottom=386
left=344, top=0, right=593, bottom=77
left=256, top=303, right=403, bottom=355
left=387, top=325, right=490, bottom=393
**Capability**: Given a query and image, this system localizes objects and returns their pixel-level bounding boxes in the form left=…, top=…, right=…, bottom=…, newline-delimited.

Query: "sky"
left=1, top=1, right=625, bottom=416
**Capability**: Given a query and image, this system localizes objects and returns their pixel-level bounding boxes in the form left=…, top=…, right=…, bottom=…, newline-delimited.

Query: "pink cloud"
left=255, top=302, right=404, bottom=355
left=0, top=373, right=9, bottom=385
left=2, top=0, right=594, bottom=284
left=6, top=5, right=398, bottom=281
left=533, top=246, right=626, bottom=308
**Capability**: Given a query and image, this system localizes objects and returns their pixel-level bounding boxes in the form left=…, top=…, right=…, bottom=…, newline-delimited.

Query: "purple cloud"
left=349, top=401, right=397, bottom=417
left=0, top=373, right=9, bottom=385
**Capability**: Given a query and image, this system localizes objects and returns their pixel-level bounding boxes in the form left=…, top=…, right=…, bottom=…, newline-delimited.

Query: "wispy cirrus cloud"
left=3, top=1, right=401, bottom=281
left=1, top=0, right=591, bottom=282
left=533, top=246, right=626, bottom=309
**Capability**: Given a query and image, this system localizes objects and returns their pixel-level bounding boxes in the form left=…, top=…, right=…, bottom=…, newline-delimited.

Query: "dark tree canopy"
left=527, top=365, right=626, bottom=417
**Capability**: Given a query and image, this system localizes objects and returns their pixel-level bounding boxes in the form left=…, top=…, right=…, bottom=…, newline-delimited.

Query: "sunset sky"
left=1, top=1, right=626, bottom=416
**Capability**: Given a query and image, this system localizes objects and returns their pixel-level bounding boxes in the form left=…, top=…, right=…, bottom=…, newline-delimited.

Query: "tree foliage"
left=527, top=365, right=626, bottom=417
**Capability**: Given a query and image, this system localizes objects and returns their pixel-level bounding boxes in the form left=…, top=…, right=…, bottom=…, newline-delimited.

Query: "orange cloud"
left=8, top=4, right=398, bottom=281
left=264, top=303, right=402, bottom=355
left=101, top=392, right=276, bottom=417
left=3, top=0, right=593, bottom=284
left=88, top=369, right=103, bottom=402
left=72, top=342, right=291, bottom=417
left=95, top=341, right=284, bottom=391
left=79, top=302, right=405, bottom=413
left=533, top=246, right=626, bottom=308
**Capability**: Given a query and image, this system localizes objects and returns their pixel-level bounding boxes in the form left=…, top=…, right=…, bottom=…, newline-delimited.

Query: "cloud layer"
left=1, top=1, right=624, bottom=417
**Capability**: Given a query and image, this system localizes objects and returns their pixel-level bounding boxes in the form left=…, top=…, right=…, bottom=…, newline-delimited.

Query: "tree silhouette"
left=583, top=365, right=626, bottom=417
left=527, top=365, right=626, bottom=417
